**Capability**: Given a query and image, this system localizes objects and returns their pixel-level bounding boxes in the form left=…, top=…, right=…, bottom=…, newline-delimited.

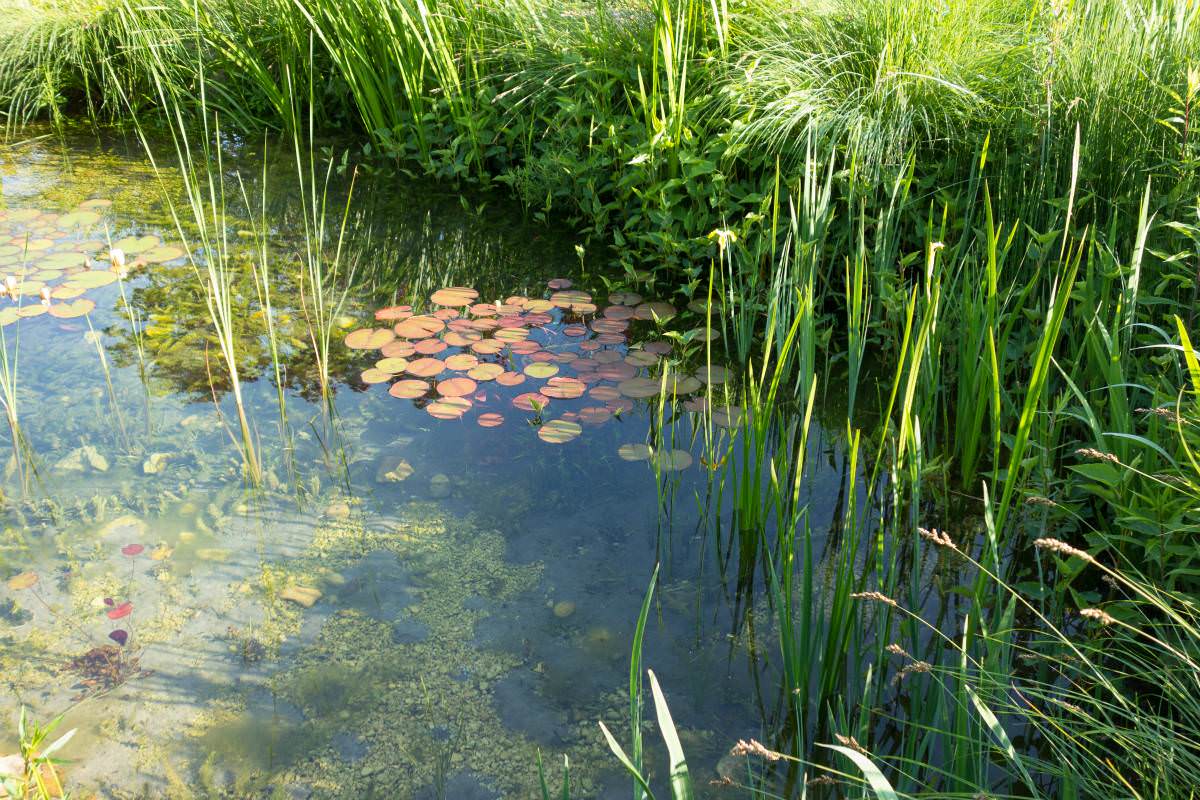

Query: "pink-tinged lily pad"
left=538, top=419, right=582, bottom=444
left=682, top=397, right=709, bottom=413
left=413, top=338, right=448, bottom=355
left=578, top=340, right=601, bottom=351
left=712, top=406, right=744, bottom=428
left=345, top=328, right=395, bottom=350
left=594, top=333, right=625, bottom=345
left=602, top=305, right=635, bottom=321
left=609, top=291, right=643, bottom=305
left=477, top=412, right=505, bottom=428
left=606, top=398, right=634, bottom=413
left=444, top=331, right=483, bottom=347
left=470, top=339, right=506, bottom=355
left=389, top=379, right=430, bottom=399
left=109, top=629, right=129, bottom=646
left=437, top=377, right=477, bottom=398
left=430, top=287, right=479, bottom=307
left=467, top=363, right=504, bottom=381
left=107, top=602, right=133, bottom=620
left=588, top=386, right=620, bottom=402
left=523, top=362, right=559, bottom=379
left=619, top=377, right=661, bottom=398
left=643, top=340, right=672, bottom=355
left=547, top=278, right=573, bottom=289
left=432, top=308, right=460, bottom=321
left=524, top=312, right=554, bottom=326
left=508, top=340, right=540, bottom=355
left=527, top=350, right=557, bottom=363
left=494, top=327, right=530, bottom=342
left=394, top=316, right=445, bottom=338
left=426, top=397, right=472, bottom=420
left=444, top=353, right=479, bottom=371
left=522, top=299, right=555, bottom=313
left=571, top=302, right=597, bottom=315
left=469, top=318, right=501, bottom=332
left=121, top=544, right=144, bottom=557
left=361, top=368, right=393, bottom=384
left=617, top=443, right=653, bottom=461
left=469, top=303, right=499, bottom=317
left=549, top=290, right=592, bottom=308
left=596, top=363, right=638, bottom=381
left=380, top=340, right=416, bottom=359
left=591, top=350, right=622, bottom=364
left=579, top=407, right=612, bottom=425
left=5, top=571, right=37, bottom=590
left=406, top=358, right=446, bottom=377
left=513, top=392, right=550, bottom=412
left=665, top=374, right=703, bottom=395
left=374, top=305, right=413, bottom=320
left=541, top=377, right=586, bottom=399
left=496, top=371, right=526, bottom=387
left=563, top=325, right=588, bottom=337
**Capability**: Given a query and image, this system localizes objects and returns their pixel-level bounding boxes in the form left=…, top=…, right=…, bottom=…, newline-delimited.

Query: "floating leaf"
left=374, top=357, right=409, bottom=373
left=393, top=316, right=445, bottom=338
left=513, top=392, right=550, bottom=412
left=374, top=305, right=413, bottom=320
left=47, top=299, right=95, bottom=319
left=50, top=284, right=86, bottom=300
left=78, top=199, right=113, bottom=210
left=608, top=291, right=643, bottom=306
left=523, top=362, right=559, bottom=379
left=121, top=543, right=144, bottom=557
left=625, top=351, right=659, bottom=367
left=108, top=629, right=129, bottom=646
left=6, top=571, right=37, bottom=590
left=496, top=371, right=526, bottom=387
left=430, top=287, right=479, bottom=307
left=149, top=545, right=173, bottom=561
left=379, top=340, right=416, bottom=359
left=588, top=386, right=620, bottom=402
left=413, top=338, right=448, bottom=355
left=406, top=357, right=446, bottom=377
left=107, top=602, right=133, bottom=620
left=426, top=397, right=472, bottom=420
left=618, top=443, right=653, bottom=461
left=344, top=328, right=395, bottom=349
left=142, top=245, right=186, bottom=263
left=470, top=339, right=506, bottom=355
left=618, top=377, right=661, bottom=398
left=538, top=419, right=583, bottom=444
left=541, top=377, right=586, bottom=399
left=437, top=377, right=477, bottom=398
left=643, top=340, right=672, bottom=355
left=112, top=235, right=160, bottom=254
left=695, top=365, right=729, bottom=385
left=444, top=353, right=479, bottom=371
left=360, top=368, right=392, bottom=384
left=477, top=412, right=505, bottom=428
left=388, top=379, right=430, bottom=399
left=547, top=278, right=573, bottom=289
left=579, top=407, right=612, bottom=425
left=467, top=363, right=504, bottom=381
left=634, top=302, right=676, bottom=321
left=652, top=450, right=694, bottom=471
left=549, top=290, right=592, bottom=308
left=16, top=305, right=47, bottom=318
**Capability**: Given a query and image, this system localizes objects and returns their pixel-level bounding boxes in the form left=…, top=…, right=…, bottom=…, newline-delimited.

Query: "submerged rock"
left=280, top=586, right=322, bottom=608
left=552, top=601, right=576, bottom=619
left=55, top=445, right=108, bottom=474
left=374, top=455, right=414, bottom=484
left=98, top=514, right=147, bottom=542
left=142, top=452, right=171, bottom=474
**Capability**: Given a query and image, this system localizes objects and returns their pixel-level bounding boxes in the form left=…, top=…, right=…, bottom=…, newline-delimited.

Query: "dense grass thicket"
left=3, top=1, right=1200, bottom=798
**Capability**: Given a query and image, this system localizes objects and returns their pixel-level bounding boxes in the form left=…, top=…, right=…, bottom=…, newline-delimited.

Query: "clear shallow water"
left=0, top=129, right=849, bottom=798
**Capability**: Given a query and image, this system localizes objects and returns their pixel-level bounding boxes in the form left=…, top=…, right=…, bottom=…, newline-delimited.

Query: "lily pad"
left=467, top=363, right=504, bottom=381
left=47, top=299, right=95, bottom=319
left=394, top=315, right=446, bottom=338
left=547, top=278, right=573, bottom=289
left=430, top=287, right=479, bottom=307
left=58, top=210, right=102, bottom=228
left=634, top=302, right=677, bottom=321
left=413, top=338, right=448, bottom=355
left=444, top=353, right=479, bottom=371
left=496, top=371, right=526, bottom=387
left=107, top=601, right=133, bottom=620
left=361, top=368, right=393, bottom=384
left=406, top=357, right=446, bottom=377
left=652, top=449, right=694, bottom=471
left=142, top=245, right=187, bottom=263
left=617, top=443, right=653, bottom=461
left=436, top=377, right=477, bottom=398
left=618, top=377, right=661, bottom=398
left=512, top=392, right=550, bottom=412
left=538, top=419, right=582, bottom=444
left=345, top=327, right=395, bottom=349
left=541, top=377, right=586, bottom=399
left=375, top=356, right=410, bottom=373
left=388, top=379, right=430, bottom=399
left=523, top=362, right=559, bottom=379
left=426, top=397, right=472, bottom=420
left=477, top=412, right=504, bottom=428
left=121, top=544, right=145, bottom=557
left=112, top=235, right=160, bottom=254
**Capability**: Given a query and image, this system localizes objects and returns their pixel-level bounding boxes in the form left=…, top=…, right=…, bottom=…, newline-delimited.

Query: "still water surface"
left=0, top=129, right=846, bottom=798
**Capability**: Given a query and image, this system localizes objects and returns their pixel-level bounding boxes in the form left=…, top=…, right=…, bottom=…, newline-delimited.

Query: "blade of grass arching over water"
left=629, top=563, right=659, bottom=800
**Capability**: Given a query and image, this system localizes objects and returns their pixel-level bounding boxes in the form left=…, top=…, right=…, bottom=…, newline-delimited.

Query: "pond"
left=0, top=128, right=850, bottom=798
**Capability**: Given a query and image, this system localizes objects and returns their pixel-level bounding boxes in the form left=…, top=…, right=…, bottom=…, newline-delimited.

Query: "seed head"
left=1079, top=607, right=1117, bottom=625
left=850, top=591, right=898, bottom=608
left=730, top=739, right=783, bottom=761
left=918, top=527, right=956, bottom=549
left=1034, top=538, right=1094, bottom=563
left=1075, top=448, right=1120, bottom=465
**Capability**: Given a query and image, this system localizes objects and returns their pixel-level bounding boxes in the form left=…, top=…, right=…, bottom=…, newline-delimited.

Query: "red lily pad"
left=477, top=413, right=505, bottom=428
left=393, top=316, right=445, bottom=339
left=121, top=544, right=145, bottom=557
left=107, top=602, right=133, bottom=620
left=437, top=377, right=477, bottom=398
left=406, top=358, right=446, bottom=377
left=426, top=397, right=472, bottom=420
left=109, top=629, right=129, bottom=646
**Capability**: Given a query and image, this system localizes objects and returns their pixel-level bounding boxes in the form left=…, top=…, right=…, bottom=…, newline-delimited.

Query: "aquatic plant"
left=0, top=707, right=73, bottom=800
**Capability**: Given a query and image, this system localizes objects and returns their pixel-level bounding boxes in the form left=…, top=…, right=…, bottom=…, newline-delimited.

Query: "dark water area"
left=0, top=127, right=855, bottom=797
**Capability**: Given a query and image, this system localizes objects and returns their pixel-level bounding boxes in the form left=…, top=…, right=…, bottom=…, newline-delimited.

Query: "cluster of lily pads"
left=0, top=200, right=184, bottom=324
left=346, top=279, right=737, bottom=470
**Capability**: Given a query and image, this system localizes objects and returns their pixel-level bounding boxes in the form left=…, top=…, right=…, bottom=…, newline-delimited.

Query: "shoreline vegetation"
left=2, top=0, right=1200, bottom=797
